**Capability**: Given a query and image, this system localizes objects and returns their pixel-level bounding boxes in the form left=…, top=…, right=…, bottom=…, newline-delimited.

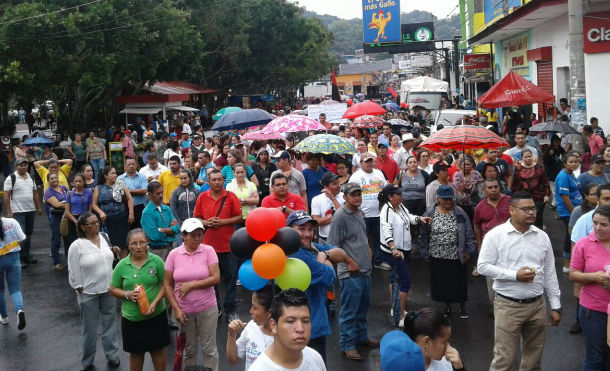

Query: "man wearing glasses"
left=478, top=191, right=561, bottom=371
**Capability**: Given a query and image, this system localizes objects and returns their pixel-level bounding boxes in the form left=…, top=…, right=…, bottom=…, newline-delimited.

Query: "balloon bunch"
left=229, top=208, right=311, bottom=291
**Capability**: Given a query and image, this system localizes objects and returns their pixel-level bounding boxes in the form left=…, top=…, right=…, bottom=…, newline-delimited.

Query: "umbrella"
left=352, top=115, right=387, bottom=128
left=355, top=93, right=365, bottom=100
left=388, top=118, right=412, bottom=127
left=212, top=106, right=242, bottom=120
left=260, top=114, right=325, bottom=134
left=478, top=71, right=556, bottom=108
left=23, top=137, right=53, bottom=146
left=420, top=125, right=509, bottom=151
left=212, top=108, right=275, bottom=131
left=342, top=101, right=386, bottom=119
left=383, top=102, right=400, bottom=112
left=528, top=121, right=579, bottom=134
left=292, top=109, right=308, bottom=115
left=241, top=130, right=283, bottom=141
left=293, top=134, right=356, bottom=155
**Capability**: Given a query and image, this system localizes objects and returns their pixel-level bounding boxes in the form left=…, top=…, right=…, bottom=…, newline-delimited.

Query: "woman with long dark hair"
left=64, top=173, right=93, bottom=247
left=555, top=152, right=583, bottom=271
left=44, top=173, right=70, bottom=270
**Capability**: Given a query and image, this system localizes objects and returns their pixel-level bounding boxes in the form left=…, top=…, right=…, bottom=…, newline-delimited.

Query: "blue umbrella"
left=212, top=108, right=275, bottom=131
left=383, top=102, right=400, bottom=112
left=23, top=137, right=53, bottom=146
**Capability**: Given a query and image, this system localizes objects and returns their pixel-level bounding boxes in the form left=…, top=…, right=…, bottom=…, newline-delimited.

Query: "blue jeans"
left=579, top=305, right=609, bottom=370
left=0, top=252, right=24, bottom=317
left=89, top=158, right=105, bottom=180
left=49, top=215, right=69, bottom=265
left=561, top=216, right=571, bottom=258
left=365, top=217, right=385, bottom=266
left=13, top=211, right=35, bottom=261
left=339, top=275, right=371, bottom=351
left=215, top=252, right=236, bottom=315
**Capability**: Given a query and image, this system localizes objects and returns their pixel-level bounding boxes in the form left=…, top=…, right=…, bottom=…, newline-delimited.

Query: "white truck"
left=399, top=76, right=449, bottom=110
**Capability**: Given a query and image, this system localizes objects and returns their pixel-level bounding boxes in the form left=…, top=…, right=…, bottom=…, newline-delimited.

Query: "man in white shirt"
left=505, top=132, right=539, bottom=162
left=478, top=191, right=561, bottom=371
left=138, top=153, right=168, bottom=182
left=349, top=152, right=389, bottom=270
left=393, top=133, right=416, bottom=170
left=3, top=158, right=42, bottom=266
left=249, top=288, right=326, bottom=371
left=311, top=172, right=344, bottom=242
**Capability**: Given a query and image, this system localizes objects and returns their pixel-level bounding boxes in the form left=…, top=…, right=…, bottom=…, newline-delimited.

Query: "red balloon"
left=246, top=208, right=281, bottom=242
left=269, top=208, right=287, bottom=231
left=400, top=102, right=407, bottom=108
left=252, top=243, right=287, bottom=279
left=346, top=98, right=353, bottom=106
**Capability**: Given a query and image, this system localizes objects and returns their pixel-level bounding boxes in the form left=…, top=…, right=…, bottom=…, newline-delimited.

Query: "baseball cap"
left=360, top=152, right=375, bottom=162
left=286, top=210, right=318, bottom=226
left=380, top=330, right=425, bottom=371
left=436, top=184, right=456, bottom=199
left=320, top=172, right=339, bottom=186
left=592, top=154, right=604, bottom=163
left=15, top=158, right=28, bottom=165
left=124, top=129, right=131, bottom=134
left=169, top=132, right=177, bottom=138
left=180, top=218, right=204, bottom=233
left=377, top=142, right=388, bottom=148
left=341, top=182, right=362, bottom=194
left=273, top=150, right=291, bottom=160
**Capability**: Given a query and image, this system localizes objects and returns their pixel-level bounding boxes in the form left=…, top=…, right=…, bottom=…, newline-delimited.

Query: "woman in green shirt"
left=109, top=229, right=169, bottom=371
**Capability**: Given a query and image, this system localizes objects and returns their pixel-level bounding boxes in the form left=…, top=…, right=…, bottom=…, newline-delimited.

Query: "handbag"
left=59, top=215, right=69, bottom=236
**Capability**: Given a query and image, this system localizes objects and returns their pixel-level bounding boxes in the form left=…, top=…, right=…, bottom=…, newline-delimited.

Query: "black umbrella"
left=528, top=121, right=579, bottom=134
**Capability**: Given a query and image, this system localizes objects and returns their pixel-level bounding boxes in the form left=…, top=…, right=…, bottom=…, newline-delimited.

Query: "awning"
left=169, top=106, right=200, bottom=112
left=119, top=107, right=162, bottom=114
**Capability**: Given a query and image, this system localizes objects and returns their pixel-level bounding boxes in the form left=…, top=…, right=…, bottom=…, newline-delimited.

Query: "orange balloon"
left=252, top=243, right=287, bottom=279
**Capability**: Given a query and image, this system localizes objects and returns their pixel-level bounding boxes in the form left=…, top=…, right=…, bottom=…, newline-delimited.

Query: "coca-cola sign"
left=584, top=12, right=610, bottom=54
left=463, top=54, right=491, bottom=72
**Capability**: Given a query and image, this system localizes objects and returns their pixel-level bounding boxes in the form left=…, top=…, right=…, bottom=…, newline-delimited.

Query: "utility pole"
left=568, top=0, right=587, bottom=128
left=452, top=36, right=461, bottom=98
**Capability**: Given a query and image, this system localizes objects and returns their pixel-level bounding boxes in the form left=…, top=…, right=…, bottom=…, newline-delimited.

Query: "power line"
left=0, top=0, right=105, bottom=26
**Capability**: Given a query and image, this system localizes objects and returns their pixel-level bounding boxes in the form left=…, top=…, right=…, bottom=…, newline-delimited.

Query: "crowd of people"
left=0, top=102, right=609, bottom=371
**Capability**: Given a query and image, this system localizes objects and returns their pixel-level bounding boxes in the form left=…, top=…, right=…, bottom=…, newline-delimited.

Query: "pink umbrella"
left=352, top=115, right=387, bottom=128
left=260, top=114, right=325, bottom=134
left=242, top=130, right=283, bottom=140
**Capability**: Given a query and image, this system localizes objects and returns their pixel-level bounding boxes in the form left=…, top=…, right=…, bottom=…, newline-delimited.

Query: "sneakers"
left=53, top=264, right=66, bottom=271
left=0, top=316, right=8, bottom=325
left=459, top=308, right=470, bottom=319
left=17, top=310, right=26, bottom=330
left=562, top=266, right=570, bottom=274
left=398, top=317, right=405, bottom=328
left=374, top=262, right=392, bottom=271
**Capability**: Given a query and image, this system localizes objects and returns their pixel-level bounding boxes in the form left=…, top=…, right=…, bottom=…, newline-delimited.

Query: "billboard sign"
left=411, top=55, right=434, bottom=68
left=463, top=54, right=491, bottom=72
left=501, top=32, right=529, bottom=77
left=363, top=22, right=435, bottom=54
left=583, top=12, right=610, bottom=54
left=484, top=0, right=521, bottom=24
left=362, top=0, right=401, bottom=44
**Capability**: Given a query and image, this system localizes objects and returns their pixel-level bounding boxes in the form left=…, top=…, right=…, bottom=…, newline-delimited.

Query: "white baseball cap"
left=180, top=218, right=204, bottom=233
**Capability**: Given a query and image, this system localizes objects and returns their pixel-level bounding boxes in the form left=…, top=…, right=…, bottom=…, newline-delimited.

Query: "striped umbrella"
left=260, top=114, right=325, bottom=134
left=352, top=115, right=387, bottom=128
left=419, top=125, right=509, bottom=151
left=293, top=134, right=356, bottom=155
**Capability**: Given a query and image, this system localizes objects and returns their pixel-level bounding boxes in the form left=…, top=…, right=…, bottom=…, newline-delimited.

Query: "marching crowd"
left=0, top=106, right=610, bottom=371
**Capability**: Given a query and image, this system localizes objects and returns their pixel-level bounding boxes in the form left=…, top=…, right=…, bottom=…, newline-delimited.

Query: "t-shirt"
left=249, top=346, right=326, bottom=371
left=222, top=165, right=255, bottom=185
left=261, top=193, right=307, bottom=218
left=226, top=180, right=258, bottom=219
left=302, top=167, right=329, bottom=208
left=475, top=159, right=510, bottom=183
left=3, top=172, right=37, bottom=213
left=0, top=218, right=26, bottom=255
left=66, top=188, right=93, bottom=216
left=311, top=193, right=344, bottom=238
left=44, top=186, right=69, bottom=218
left=428, top=356, right=454, bottom=371
left=236, top=320, right=274, bottom=371
left=571, top=232, right=610, bottom=313
left=110, top=253, right=167, bottom=322
left=70, top=141, right=86, bottom=161
left=165, top=244, right=218, bottom=313
left=349, top=169, right=387, bottom=218
left=555, top=169, right=582, bottom=218
left=36, top=164, right=72, bottom=190
left=158, top=171, right=181, bottom=205
left=139, top=164, right=168, bottom=181
left=271, top=168, right=307, bottom=197
left=578, top=172, right=606, bottom=191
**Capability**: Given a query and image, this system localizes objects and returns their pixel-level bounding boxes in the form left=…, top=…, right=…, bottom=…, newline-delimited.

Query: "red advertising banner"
left=463, top=54, right=491, bottom=72
left=584, top=12, right=610, bottom=54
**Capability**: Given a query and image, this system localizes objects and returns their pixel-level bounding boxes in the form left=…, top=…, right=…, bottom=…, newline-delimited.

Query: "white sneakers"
left=0, top=316, right=8, bottom=325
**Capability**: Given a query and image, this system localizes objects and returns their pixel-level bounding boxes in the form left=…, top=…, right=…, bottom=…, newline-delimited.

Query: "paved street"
left=0, top=208, right=584, bottom=371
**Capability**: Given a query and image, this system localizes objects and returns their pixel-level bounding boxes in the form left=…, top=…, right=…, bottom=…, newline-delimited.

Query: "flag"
left=388, top=86, right=398, bottom=99
left=331, top=68, right=342, bottom=102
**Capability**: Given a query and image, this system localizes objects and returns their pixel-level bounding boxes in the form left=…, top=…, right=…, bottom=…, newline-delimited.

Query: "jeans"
left=364, top=217, right=384, bottom=266
left=89, top=158, right=105, bottom=180
left=13, top=211, right=35, bottom=261
left=579, top=305, right=609, bottom=371
left=0, top=252, right=24, bottom=317
left=215, top=252, right=236, bottom=315
left=339, top=275, right=371, bottom=351
left=49, top=215, right=69, bottom=265
left=77, top=292, right=119, bottom=368
left=561, top=216, right=571, bottom=258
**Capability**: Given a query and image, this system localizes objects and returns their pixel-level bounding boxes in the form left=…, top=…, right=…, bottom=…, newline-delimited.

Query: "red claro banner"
left=463, top=54, right=491, bottom=72
left=583, top=12, right=610, bottom=54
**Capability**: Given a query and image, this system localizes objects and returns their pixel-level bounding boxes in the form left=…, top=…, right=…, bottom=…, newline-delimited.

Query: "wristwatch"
left=282, top=205, right=287, bottom=213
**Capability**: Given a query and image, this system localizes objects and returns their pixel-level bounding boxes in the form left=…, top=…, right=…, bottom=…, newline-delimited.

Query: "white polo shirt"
left=3, top=172, right=37, bottom=213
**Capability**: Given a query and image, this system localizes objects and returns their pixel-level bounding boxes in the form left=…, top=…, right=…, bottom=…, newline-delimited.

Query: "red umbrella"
left=342, top=101, right=386, bottom=119
left=352, top=115, right=387, bottom=128
left=420, top=125, right=509, bottom=151
left=478, top=71, right=555, bottom=108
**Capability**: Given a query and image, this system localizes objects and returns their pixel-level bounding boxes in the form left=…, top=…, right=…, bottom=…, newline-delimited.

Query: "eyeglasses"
left=85, top=220, right=100, bottom=226
left=129, top=241, right=148, bottom=247
left=514, top=206, right=537, bottom=213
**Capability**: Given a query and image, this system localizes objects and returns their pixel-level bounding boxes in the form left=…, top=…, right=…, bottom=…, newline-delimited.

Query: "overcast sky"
left=291, top=0, right=460, bottom=20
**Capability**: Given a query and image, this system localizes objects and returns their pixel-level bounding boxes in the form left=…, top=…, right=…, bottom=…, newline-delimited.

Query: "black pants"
left=130, top=203, right=145, bottom=229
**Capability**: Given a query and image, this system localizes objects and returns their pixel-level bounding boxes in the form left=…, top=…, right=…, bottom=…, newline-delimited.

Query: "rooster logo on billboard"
left=369, top=10, right=392, bottom=43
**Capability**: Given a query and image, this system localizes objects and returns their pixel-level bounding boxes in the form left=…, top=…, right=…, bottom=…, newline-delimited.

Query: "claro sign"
left=584, top=12, right=610, bottom=54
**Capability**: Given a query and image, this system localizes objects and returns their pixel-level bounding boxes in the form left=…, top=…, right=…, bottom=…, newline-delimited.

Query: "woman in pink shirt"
left=570, top=205, right=610, bottom=370
left=164, top=218, right=220, bottom=371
